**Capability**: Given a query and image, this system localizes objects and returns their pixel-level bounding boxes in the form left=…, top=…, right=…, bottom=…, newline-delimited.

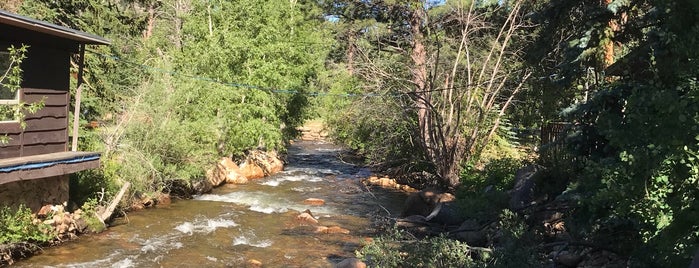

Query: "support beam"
left=70, top=44, right=85, bottom=151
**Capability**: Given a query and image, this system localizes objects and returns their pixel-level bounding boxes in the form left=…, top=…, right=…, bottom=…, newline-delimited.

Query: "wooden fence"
left=539, top=122, right=572, bottom=165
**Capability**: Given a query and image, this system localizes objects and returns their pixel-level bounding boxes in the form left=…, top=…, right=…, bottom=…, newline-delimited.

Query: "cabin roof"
left=0, top=9, right=110, bottom=46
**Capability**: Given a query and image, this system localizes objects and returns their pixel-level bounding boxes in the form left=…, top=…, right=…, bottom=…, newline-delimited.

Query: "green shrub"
left=79, top=199, right=107, bottom=233
left=357, top=229, right=487, bottom=268
left=490, top=209, right=540, bottom=268
left=457, top=158, right=523, bottom=219
left=0, top=205, right=53, bottom=244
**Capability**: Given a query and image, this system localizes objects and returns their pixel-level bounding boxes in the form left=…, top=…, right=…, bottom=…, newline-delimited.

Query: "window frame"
left=0, top=50, right=20, bottom=123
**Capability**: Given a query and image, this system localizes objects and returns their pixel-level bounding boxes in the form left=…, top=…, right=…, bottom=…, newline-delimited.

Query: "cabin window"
left=0, top=51, right=20, bottom=122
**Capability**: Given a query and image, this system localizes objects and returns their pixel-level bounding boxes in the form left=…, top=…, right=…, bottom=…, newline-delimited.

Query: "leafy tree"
left=323, top=0, right=534, bottom=188
left=530, top=0, right=699, bottom=265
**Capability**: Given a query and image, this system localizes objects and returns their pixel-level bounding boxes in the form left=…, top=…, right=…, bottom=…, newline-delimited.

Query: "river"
left=15, top=140, right=407, bottom=267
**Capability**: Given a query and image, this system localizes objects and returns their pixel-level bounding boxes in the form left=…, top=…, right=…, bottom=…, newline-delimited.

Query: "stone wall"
left=0, top=175, right=69, bottom=211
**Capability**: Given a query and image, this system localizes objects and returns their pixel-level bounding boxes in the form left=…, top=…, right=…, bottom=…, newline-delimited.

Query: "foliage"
left=0, top=205, right=53, bottom=244
left=358, top=212, right=540, bottom=268
left=327, top=94, right=420, bottom=165
left=490, top=209, right=539, bottom=267
left=457, top=158, right=522, bottom=219
left=550, top=0, right=699, bottom=266
left=0, top=44, right=44, bottom=140
left=79, top=198, right=107, bottom=233
left=357, top=228, right=486, bottom=268
left=478, top=118, right=525, bottom=164
left=69, top=170, right=116, bottom=208
left=17, top=0, right=331, bottom=198
left=322, top=0, right=535, bottom=188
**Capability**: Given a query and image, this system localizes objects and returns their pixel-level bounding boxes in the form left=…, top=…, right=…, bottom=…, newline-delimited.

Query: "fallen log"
left=98, top=182, right=130, bottom=222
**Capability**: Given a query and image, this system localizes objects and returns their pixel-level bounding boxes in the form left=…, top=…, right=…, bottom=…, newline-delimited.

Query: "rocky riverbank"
left=359, top=165, right=634, bottom=268
left=0, top=203, right=103, bottom=266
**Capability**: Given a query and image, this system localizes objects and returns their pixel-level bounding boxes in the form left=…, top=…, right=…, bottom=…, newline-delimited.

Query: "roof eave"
left=0, top=10, right=110, bottom=46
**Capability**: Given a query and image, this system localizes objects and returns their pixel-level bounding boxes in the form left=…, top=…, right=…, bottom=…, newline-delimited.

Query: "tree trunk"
left=347, top=30, right=356, bottom=75
left=602, top=0, right=616, bottom=67
left=410, top=4, right=432, bottom=159
left=143, top=3, right=156, bottom=40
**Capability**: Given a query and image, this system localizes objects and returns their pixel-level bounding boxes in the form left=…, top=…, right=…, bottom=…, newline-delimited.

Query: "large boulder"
left=207, top=157, right=246, bottom=186
left=297, top=209, right=319, bottom=225
left=335, top=258, right=366, bottom=268
left=402, top=188, right=464, bottom=226
left=192, top=179, right=213, bottom=194
left=402, top=189, right=439, bottom=217
left=429, top=202, right=465, bottom=226
left=509, top=164, right=542, bottom=210
left=239, top=160, right=266, bottom=180
left=239, top=150, right=285, bottom=180
left=454, top=220, right=486, bottom=246
left=402, top=188, right=455, bottom=216
left=261, top=151, right=284, bottom=174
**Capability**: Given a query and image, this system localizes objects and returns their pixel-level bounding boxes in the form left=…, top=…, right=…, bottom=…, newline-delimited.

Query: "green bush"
left=326, top=94, right=420, bottom=166
left=0, top=205, right=53, bottom=244
left=357, top=229, right=486, bottom=268
left=490, top=209, right=540, bottom=268
left=79, top=199, right=107, bottom=233
left=457, top=158, right=523, bottom=220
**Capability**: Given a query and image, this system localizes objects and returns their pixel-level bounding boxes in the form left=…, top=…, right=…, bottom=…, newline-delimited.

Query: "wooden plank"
left=0, top=133, right=22, bottom=146
left=0, top=151, right=99, bottom=168
left=0, top=146, right=21, bottom=159
left=0, top=122, right=22, bottom=134
left=23, top=117, right=67, bottom=132
left=22, top=130, right=67, bottom=145
left=21, top=143, right=66, bottom=156
left=24, top=106, right=68, bottom=119
left=22, top=88, right=68, bottom=95
left=0, top=159, right=100, bottom=184
left=22, top=93, right=68, bottom=106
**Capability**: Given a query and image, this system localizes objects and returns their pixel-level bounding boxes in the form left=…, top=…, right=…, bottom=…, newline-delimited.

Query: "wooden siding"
left=0, top=88, right=68, bottom=159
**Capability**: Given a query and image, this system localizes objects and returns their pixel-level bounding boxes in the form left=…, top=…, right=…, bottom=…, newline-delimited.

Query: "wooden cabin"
left=0, top=10, right=110, bottom=211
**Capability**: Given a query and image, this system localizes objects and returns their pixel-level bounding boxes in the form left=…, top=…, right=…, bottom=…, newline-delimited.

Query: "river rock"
left=555, top=253, right=582, bottom=267
left=430, top=202, right=465, bottom=226
left=396, top=215, right=428, bottom=228
left=314, top=226, right=329, bottom=233
left=156, top=193, right=172, bottom=207
left=207, top=157, right=234, bottom=186
left=239, top=160, right=266, bottom=180
left=74, top=218, right=89, bottom=233
left=402, top=188, right=454, bottom=217
left=261, top=151, right=284, bottom=174
left=364, top=176, right=396, bottom=187
left=335, top=258, right=366, bottom=268
left=297, top=210, right=319, bottom=225
left=37, top=204, right=53, bottom=218
left=311, top=225, right=350, bottom=234
left=208, top=157, right=248, bottom=185
left=303, top=198, right=325, bottom=206
left=239, top=150, right=285, bottom=180
left=225, top=172, right=248, bottom=184
left=325, top=226, right=350, bottom=234
left=247, top=259, right=262, bottom=268
left=192, top=179, right=213, bottom=194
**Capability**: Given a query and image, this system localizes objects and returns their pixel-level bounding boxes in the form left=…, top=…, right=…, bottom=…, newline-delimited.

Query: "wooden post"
left=71, top=44, right=85, bottom=151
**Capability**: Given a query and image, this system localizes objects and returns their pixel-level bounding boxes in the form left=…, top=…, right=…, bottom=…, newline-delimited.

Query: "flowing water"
left=15, top=140, right=408, bottom=267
